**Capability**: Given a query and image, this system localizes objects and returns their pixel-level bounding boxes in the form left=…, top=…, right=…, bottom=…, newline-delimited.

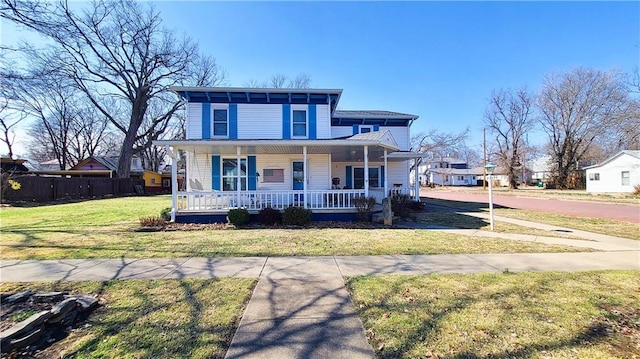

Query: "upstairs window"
left=589, top=173, right=600, bottom=181
left=213, top=109, right=228, bottom=137
left=292, top=110, right=307, bottom=137
left=360, top=126, right=372, bottom=133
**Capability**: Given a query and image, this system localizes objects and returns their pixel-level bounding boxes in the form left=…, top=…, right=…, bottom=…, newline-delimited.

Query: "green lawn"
left=0, top=196, right=583, bottom=260
left=347, top=270, right=640, bottom=359
left=424, top=197, right=640, bottom=241
left=0, top=278, right=255, bottom=359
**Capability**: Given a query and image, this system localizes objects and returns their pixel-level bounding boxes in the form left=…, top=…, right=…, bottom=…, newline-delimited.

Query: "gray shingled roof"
left=333, top=110, right=418, bottom=119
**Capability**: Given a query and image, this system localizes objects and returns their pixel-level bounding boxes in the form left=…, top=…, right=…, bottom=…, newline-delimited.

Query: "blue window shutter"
left=202, top=103, right=211, bottom=139
left=211, top=155, right=221, bottom=190
left=308, top=104, right=317, bottom=139
left=282, top=104, right=291, bottom=139
left=248, top=156, right=257, bottom=190
left=352, top=124, right=359, bottom=135
left=380, top=165, right=385, bottom=188
left=373, top=125, right=380, bottom=132
left=229, top=104, right=238, bottom=139
left=346, top=166, right=352, bottom=189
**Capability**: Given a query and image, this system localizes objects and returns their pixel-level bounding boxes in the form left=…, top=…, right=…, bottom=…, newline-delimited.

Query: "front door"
left=292, top=161, right=304, bottom=190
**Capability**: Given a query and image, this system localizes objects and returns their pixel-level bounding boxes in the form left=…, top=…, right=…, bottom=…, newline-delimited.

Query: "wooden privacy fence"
left=1, top=175, right=144, bottom=202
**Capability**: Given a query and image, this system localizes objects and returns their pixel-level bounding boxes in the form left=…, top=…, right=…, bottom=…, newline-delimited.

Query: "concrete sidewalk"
left=2, top=252, right=639, bottom=283
left=3, top=253, right=638, bottom=359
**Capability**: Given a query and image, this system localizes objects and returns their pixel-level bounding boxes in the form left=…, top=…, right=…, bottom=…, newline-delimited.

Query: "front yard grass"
left=0, top=278, right=255, bottom=359
left=424, top=197, right=640, bottom=241
left=0, top=196, right=584, bottom=260
left=347, top=270, right=640, bottom=359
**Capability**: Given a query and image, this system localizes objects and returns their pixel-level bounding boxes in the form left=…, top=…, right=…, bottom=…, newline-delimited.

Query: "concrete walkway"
left=2, top=221, right=639, bottom=358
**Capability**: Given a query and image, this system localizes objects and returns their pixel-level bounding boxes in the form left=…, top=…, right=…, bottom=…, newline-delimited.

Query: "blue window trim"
left=352, top=124, right=359, bottom=135
left=248, top=156, right=257, bottom=190
left=202, top=103, right=211, bottom=139
left=212, top=155, right=221, bottom=190
left=282, top=104, right=291, bottom=139
left=345, top=166, right=352, bottom=189
left=308, top=104, right=317, bottom=139
left=229, top=104, right=238, bottom=139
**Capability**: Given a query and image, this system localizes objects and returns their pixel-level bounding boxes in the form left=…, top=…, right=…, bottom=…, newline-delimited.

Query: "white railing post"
left=236, top=146, right=241, bottom=208
left=303, top=146, right=308, bottom=209
left=364, top=145, right=369, bottom=198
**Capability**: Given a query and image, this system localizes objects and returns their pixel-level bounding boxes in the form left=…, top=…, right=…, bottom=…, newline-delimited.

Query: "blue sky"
left=2, top=1, right=639, bottom=156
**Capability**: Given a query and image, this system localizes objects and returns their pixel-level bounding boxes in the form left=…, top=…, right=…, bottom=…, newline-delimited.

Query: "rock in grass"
left=4, top=291, right=32, bottom=304
left=48, top=298, right=77, bottom=324
left=0, top=310, right=52, bottom=342
left=32, top=292, right=65, bottom=303
left=69, top=295, right=99, bottom=312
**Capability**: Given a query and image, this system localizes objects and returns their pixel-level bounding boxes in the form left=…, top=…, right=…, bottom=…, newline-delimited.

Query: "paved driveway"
left=421, top=189, right=640, bottom=223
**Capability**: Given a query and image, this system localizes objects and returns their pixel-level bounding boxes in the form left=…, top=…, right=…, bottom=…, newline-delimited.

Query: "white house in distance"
left=154, top=87, right=422, bottom=222
left=413, top=158, right=481, bottom=186
left=585, top=150, right=640, bottom=193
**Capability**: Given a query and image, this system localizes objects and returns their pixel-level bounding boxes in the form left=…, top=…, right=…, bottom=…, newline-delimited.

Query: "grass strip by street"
left=413, top=211, right=587, bottom=240
left=0, top=278, right=255, bottom=359
left=347, top=270, right=640, bottom=359
left=424, top=197, right=640, bottom=240
left=0, top=197, right=585, bottom=260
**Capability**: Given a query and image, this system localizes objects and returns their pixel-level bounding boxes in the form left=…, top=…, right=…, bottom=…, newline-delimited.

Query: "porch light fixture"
left=484, top=163, right=497, bottom=231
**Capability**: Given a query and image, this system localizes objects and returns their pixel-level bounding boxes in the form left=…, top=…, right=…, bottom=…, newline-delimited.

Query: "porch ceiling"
left=158, top=142, right=409, bottom=162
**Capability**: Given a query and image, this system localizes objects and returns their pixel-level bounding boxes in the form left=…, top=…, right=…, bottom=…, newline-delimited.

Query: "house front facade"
left=154, top=87, right=421, bottom=222
left=585, top=150, right=640, bottom=193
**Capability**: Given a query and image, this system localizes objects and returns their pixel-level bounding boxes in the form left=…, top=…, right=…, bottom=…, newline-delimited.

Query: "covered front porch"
left=155, top=131, right=422, bottom=222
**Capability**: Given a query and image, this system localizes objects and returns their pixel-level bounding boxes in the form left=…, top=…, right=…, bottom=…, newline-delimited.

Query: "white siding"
left=237, top=104, right=282, bottom=139
left=315, top=104, right=331, bottom=139
left=330, top=125, right=410, bottom=150
left=187, top=151, right=212, bottom=190
left=586, top=154, right=640, bottom=193
left=256, top=154, right=330, bottom=191
left=186, top=103, right=202, bottom=140
left=385, top=126, right=410, bottom=150
left=331, top=161, right=408, bottom=190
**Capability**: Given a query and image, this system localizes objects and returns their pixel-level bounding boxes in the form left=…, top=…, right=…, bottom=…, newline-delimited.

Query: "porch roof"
left=154, top=132, right=410, bottom=162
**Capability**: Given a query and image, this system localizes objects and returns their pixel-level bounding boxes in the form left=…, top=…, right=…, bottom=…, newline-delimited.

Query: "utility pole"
left=483, top=128, right=487, bottom=190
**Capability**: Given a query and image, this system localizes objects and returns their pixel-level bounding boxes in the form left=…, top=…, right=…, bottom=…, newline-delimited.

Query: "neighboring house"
left=0, top=158, right=29, bottom=173
left=144, top=168, right=184, bottom=193
left=415, top=158, right=481, bottom=186
left=530, top=155, right=553, bottom=186
left=585, top=150, right=640, bottom=193
left=481, top=166, right=533, bottom=187
left=154, top=87, right=421, bottom=222
left=71, top=156, right=144, bottom=179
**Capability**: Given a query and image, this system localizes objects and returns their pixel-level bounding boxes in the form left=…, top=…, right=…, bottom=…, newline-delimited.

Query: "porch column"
left=414, top=157, right=420, bottom=201
left=384, top=149, right=388, bottom=197
left=364, top=145, right=369, bottom=198
left=166, top=145, right=177, bottom=222
left=303, top=145, right=307, bottom=209
left=236, top=146, right=241, bottom=208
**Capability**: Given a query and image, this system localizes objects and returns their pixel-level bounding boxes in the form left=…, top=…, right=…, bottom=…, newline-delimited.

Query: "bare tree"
left=2, top=0, right=225, bottom=178
left=409, top=128, right=470, bottom=172
left=484, top=88, right=534, bottom=189
left=244, top=73, right=312, bottom=89
left=537, top=67, right=635, bottom=189
left=0, top=98, right=27, bottom=158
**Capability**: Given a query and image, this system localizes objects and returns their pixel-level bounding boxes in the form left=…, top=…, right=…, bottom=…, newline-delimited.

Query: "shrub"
left=282, top=206, right=312, bottom=226
left=353, top=196, right=377, bottom=222
left=391, top=194, right=412, bottom=219
left=139, top=215, right=166, bottom=227
left=634, top=184, right=640, bottom=196
left=160, top=207, right=172, bottom=221
left=227, top=208, right=250, bottom=226
left=407, top=200, right=425, bottom=211
left=258, top=207, right=282, bottom=225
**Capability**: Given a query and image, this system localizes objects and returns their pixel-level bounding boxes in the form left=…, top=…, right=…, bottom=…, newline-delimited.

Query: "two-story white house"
left=154, top=87, right=420, bottom=222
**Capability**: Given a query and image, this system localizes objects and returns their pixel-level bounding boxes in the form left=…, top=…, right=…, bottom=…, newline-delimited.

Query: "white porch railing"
left=177, top=189, right=367, bottom=212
